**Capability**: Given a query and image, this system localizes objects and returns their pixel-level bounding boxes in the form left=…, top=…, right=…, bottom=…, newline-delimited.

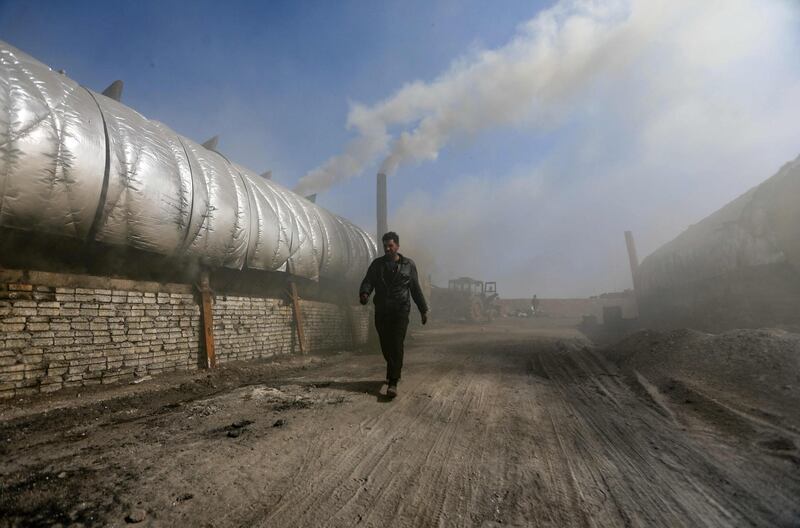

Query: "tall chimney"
left=377, top=173, right=388, bottom=240
left=624, top=230, right=640, bottom=291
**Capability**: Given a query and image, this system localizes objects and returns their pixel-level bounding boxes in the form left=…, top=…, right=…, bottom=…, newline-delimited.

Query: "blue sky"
left=2, top=0, right=799, bottom=297
left=0, top=0, right=547, bottom=200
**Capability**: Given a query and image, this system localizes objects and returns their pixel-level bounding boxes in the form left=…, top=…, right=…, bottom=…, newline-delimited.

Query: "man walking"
left=360, top=232, right=428, bottom=398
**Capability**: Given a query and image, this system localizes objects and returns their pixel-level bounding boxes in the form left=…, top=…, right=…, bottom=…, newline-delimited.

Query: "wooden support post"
left=199, top=270, right=216, bottom=368
left=289, top=281, right=306, bottom=355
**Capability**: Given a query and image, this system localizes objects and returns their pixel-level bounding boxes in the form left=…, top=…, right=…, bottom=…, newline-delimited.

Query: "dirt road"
left=1, top=320, right=798, bottom=527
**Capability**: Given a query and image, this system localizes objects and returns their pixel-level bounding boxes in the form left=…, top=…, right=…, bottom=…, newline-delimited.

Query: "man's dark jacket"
left=360, top=254, right=428, bottom=315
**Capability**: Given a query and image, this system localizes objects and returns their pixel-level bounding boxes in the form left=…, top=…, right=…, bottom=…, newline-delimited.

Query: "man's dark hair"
left=382, top=231, right=399, bottom=245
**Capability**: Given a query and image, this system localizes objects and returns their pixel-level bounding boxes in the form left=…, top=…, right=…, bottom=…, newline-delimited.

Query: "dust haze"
left=3, top=2, right=800, bottom=526
left=297, top=0, right=800, bottom=297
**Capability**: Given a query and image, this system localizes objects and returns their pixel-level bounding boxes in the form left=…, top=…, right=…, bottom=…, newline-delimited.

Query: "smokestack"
left=377, top=173, right=388, bottom=240
left=624, top=230, right=640, bottom=291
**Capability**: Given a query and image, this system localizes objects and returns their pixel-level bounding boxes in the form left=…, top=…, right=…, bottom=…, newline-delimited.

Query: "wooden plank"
left=199, top=271, right=216, bottom=368
left=289, top=281, right=306, bottom=355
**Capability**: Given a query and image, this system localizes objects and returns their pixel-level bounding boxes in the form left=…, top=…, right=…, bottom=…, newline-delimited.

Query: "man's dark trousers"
left=375, top=310, right=409, bottom=382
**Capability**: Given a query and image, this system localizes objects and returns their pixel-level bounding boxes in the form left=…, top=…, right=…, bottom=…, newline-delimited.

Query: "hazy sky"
left=2, top=0, right=799, bottom=297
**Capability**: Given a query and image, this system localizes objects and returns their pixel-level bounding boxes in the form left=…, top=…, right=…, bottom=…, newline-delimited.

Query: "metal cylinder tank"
left=0, top=41, right=377, bottom=281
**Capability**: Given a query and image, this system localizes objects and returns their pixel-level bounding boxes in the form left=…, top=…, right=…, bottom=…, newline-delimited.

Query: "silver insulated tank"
left=0, top=41, right=377, bottom=282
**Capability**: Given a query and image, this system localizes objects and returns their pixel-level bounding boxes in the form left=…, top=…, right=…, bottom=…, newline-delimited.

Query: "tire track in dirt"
left=248, top=341, right=541, bottom=528
left=534, top=345, right=800, bottom=527
left=254, top=370, right=445, bottom=525
left=257, top=355, right=477, bottom=527
left=539, top=351, right=707, bottom=525
left=550, top=351, right=738, bottom=524
left=4, top=322, right=799, bottom=527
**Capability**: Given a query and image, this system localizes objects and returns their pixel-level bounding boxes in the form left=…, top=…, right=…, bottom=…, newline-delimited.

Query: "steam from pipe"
left=294, top=0, right=687, bottom=195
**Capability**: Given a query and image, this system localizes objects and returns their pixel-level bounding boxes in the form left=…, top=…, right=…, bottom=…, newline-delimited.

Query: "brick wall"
left=0, top=281, right=201, bottom=398
left=213, top=298, right=370, bottom=362
left=213, top=296, right=296, bottom=362
left=0, top=270, right=370, bottom=399
left=303, top=302, right=361, bottom=352
left=349, top=305, right=371, bottom=346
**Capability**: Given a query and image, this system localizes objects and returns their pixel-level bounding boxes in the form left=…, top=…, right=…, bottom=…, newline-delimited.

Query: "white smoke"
left=386, top=0, right=800, bottom=296
left=293, top=0, right=800, bottom=296
left=294, top=0, right=715, bottom=195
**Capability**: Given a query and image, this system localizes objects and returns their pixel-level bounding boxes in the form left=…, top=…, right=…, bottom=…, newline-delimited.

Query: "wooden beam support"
left=289, top=281, right=306, bottom=355
left=199, top=270, right=216, bottom=368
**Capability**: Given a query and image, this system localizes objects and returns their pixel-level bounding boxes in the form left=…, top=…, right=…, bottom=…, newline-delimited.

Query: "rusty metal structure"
left=0, top=41, right=377, bottom=283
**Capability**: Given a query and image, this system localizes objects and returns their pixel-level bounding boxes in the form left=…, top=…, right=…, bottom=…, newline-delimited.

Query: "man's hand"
left=359, top=293, right=369, bottom=305
left=421, top=312, right=428, bottom=325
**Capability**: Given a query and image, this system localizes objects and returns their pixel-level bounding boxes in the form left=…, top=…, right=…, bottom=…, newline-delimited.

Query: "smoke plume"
left=295, top=0, right=689, bottom=195
left=393, top=0, right=798, bottom=296
left=294, top=0, right=800, bottom=297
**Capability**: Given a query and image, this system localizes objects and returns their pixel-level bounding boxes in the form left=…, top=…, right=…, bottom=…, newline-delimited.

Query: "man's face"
left=383, top=239, right=399, bottom=259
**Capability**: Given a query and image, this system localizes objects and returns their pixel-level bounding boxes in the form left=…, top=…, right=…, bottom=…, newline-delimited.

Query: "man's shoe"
left=386, top=383, right=398, bottom=398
